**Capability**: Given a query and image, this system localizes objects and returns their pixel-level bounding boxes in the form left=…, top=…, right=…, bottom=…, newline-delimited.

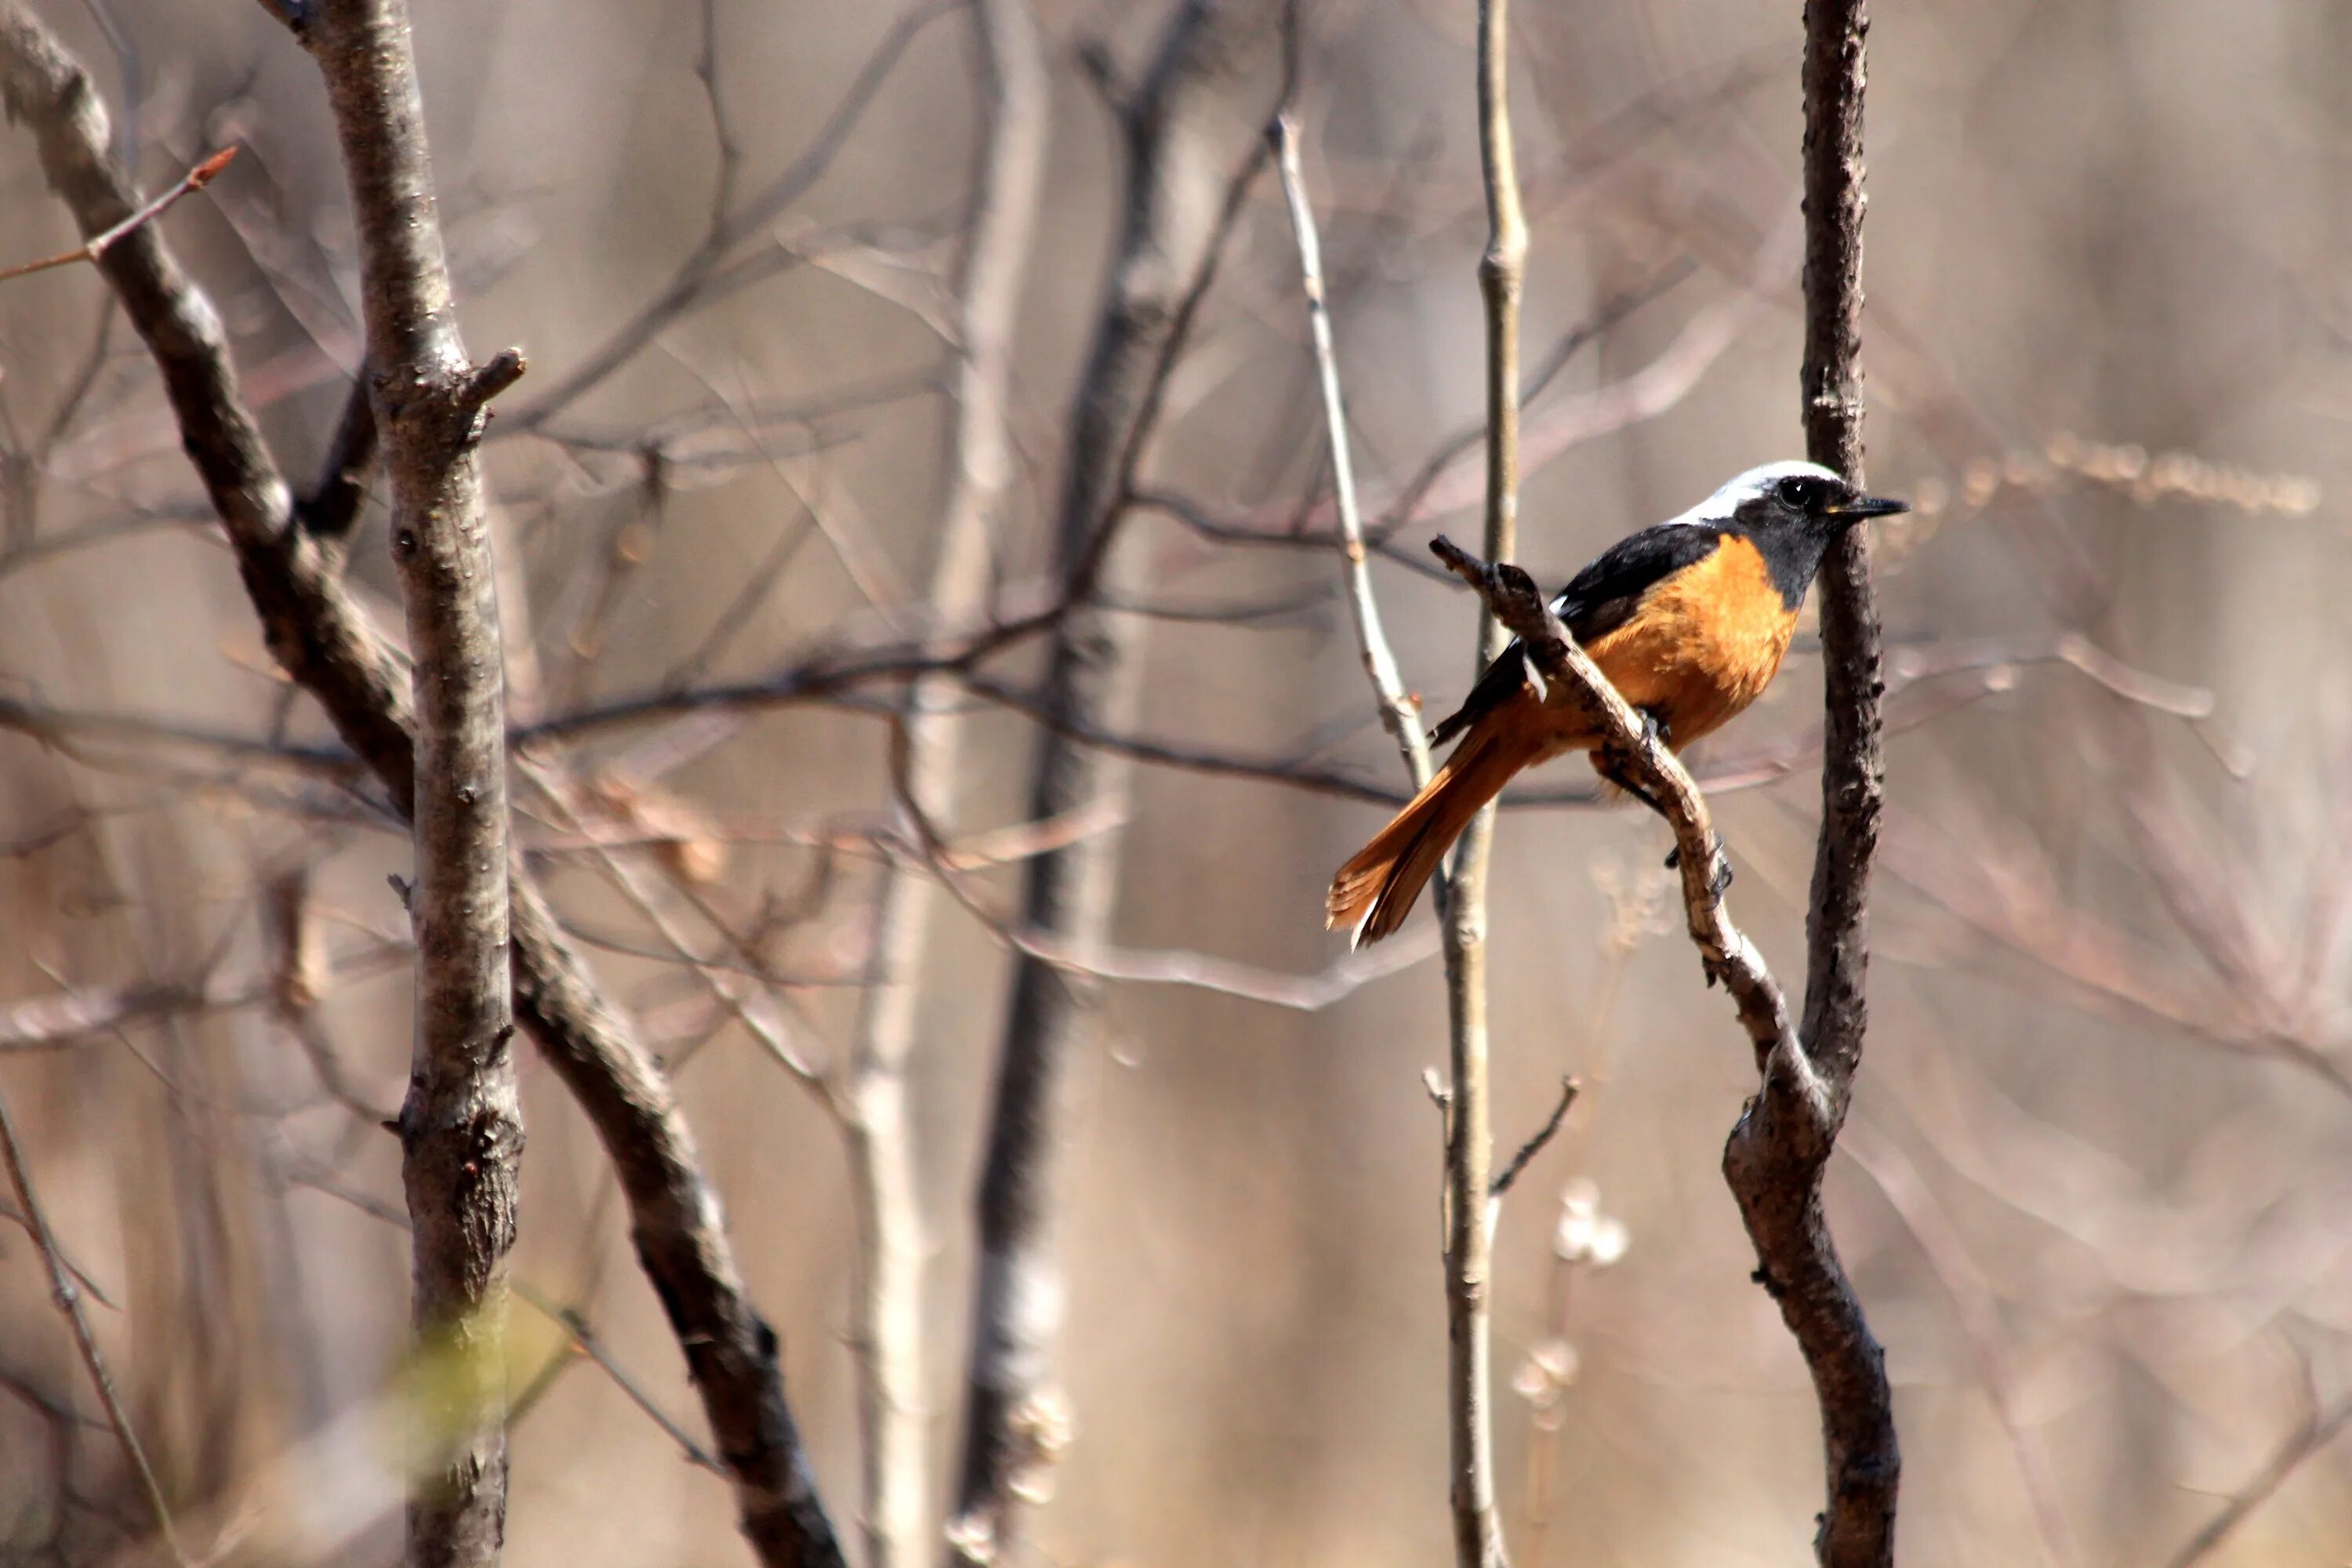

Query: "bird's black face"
left=1729, top=468, right=1909, bottom=607
left=1745, top=470, right=1910, bottom=535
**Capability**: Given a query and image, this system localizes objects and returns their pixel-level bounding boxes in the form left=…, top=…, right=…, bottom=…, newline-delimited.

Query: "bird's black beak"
left=1829, top=494, right=1908, bottom=523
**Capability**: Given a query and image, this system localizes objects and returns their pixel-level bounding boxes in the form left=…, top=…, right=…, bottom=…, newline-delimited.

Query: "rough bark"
left=1719, top=2, right=1900, bottom=1564
left=292, top=5, right=522, bottom=1562
left=0, top=13, right=845, bottom=1565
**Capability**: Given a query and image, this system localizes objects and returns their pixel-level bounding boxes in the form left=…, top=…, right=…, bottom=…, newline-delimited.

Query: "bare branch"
left=291, top=4, right=524, bottom=1562
left=503, top=1, right=959, bottom=434
left=0, top=15, right=848, bottom=1565
left=1269, top=113, right=1430, bottom=788
left=947, top=3, right=1289, bottom=1558
left=845, top=3, right=1048, bottom=1562
left=0, top=144, right=232, bottom=284
left=0, top=1078, right=190, bottom=1566
left=1489, top=1077, right=1578, bottom=1202
left=1718, top=1, right=1900, bottom=1561
left=512, top=1285, right=731, bottom=1479
left=294, top=367, right=381, bottom=551
left=1441, top=8, right=1526, bottom=1563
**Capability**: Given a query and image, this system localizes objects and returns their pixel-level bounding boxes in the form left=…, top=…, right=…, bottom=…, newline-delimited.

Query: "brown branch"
left=0, top=13, right=847, bottom=1566
left=0, top=144, right=233, bottom=283
left=295, top=366, right=379, bottom=550
left=294, top=5, right=523, bottom=1563
left=946, top=3, right=1289, bottom=1559
left=1719, top=1, right=1900, bottom=1563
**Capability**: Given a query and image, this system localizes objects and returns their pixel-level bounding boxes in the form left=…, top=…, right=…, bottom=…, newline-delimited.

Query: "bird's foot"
left=1663, top=837, right=1735, bottom=899
left=1639, top=710, right=1671, bottom=766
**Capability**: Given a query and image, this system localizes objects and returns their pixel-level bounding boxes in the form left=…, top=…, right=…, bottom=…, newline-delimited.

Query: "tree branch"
left=0, top=144, right=232, bottom=284
left=0, top=13, right=848, bottom=1565
left=1442, top=6, right=1526, bottom=1564
left=845, top=5, right=1047, bottom=1562
left=1719, top=2, right=1900, bottom=1562
left=293, top=5, right=522, bottom=1563
left=946, top=3, right=1287, bottom=1559
left=0, top=1078, right=189, bottom=1566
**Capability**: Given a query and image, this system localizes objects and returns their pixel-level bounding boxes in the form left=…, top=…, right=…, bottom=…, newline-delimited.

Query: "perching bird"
left=1327, top=460, right=1907, bottom=947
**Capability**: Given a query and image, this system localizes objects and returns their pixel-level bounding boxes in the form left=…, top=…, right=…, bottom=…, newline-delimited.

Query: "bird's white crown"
left=1661, top=460, right=1843, bottom=527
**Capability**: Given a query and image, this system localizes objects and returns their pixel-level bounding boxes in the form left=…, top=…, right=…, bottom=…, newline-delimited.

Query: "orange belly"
left=1533, top=533, right=1797, bottom=758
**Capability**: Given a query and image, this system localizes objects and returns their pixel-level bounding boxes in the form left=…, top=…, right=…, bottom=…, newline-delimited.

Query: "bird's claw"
left=1639, top=710, right=1669, bottom=763
left=1664, top=837, right=1736, bottom=900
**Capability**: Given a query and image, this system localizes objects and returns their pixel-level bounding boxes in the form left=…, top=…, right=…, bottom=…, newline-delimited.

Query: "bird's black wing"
left=1426, top=524, right=1729, bottom=747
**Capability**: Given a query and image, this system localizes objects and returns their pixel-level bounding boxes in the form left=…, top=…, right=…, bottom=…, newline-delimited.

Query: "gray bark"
left=296, top=5, right=522, bottom=1563
left=949, top=3, right=1286, bottom=1559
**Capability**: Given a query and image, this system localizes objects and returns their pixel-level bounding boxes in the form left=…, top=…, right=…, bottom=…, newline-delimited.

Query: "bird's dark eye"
left=1776, top=475, right=1819, bottom=509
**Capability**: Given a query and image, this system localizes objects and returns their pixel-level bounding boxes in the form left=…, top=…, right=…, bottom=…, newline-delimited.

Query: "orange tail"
left=1326, top=724, right=1541, bottom=947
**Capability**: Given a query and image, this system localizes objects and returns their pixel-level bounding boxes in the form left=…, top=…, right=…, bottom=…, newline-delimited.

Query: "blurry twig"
left=882, top=717, right=1438, bottom=1013
left=1841, top=1121, right=2074, bottom=1568
left=512, top=1284, right=728, bottom=1476
left=524, top=765, right=829, bottom=1089
left=0, top=1080, right=190, bottom=1566
left=0, top=948, right=406, bottom=1055
left=2160, top=1395, right=2352, bottom=1568
left=1002, top=919, right=1439, bottom=1010
left=505, top=2, right=959, bottom=434
left=946, top=3, right=1291, bottom=1558
left=291, top=368, right=378, bottom=553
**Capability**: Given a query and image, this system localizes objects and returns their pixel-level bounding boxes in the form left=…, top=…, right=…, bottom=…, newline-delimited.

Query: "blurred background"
left=2, top=1, right=2349, bottom=1564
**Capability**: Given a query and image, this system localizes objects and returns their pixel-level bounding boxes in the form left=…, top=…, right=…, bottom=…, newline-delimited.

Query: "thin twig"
left=1489, top=1077, right=1578, bottom=1200
left=0, top=145, right=232, bottom=283
left=0, top=1078, right=190, bottom=1566
left=511, top=1285, right=729, bottom=1477
left=504, top=1, right=960, bottom=434
left=2159, top=1396, right=2352, bottom=1568
left=1439, top=8, right=1526, bottom=1564
left=1269, top=113, right=1430, bottom=788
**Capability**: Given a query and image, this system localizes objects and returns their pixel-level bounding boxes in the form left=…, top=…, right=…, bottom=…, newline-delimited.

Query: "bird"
left=1326, top=460, right=1908, bottom=948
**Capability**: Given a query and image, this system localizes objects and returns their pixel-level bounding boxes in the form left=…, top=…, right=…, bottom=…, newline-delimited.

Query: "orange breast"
left=1573, top=534, right=1797, bottom=750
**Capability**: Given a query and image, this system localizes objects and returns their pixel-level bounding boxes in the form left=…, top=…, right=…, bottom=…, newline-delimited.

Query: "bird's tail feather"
left=1326, top=726, right=1539, bottom=947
